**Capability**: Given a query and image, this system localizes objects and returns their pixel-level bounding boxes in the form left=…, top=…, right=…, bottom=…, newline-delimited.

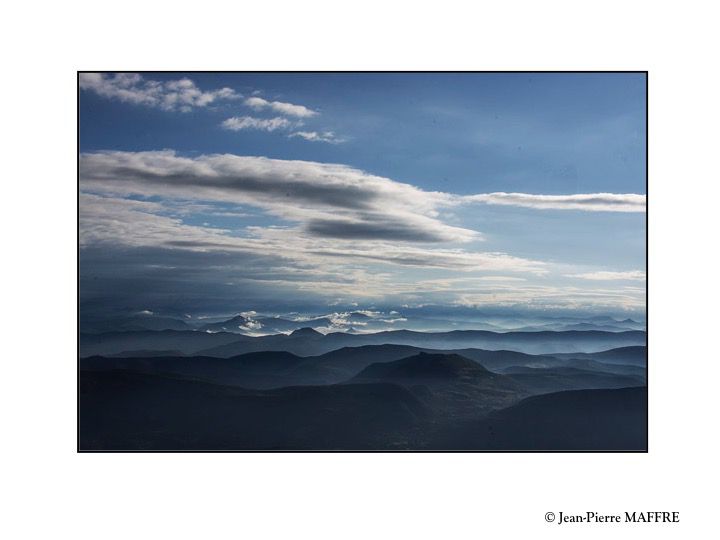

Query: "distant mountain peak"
left=290, top=327, right=323, bottom=337
left=198, top=314, right=249, bottom=332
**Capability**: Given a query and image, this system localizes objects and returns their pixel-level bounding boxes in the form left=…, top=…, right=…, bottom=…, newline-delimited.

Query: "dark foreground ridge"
left=80, top=370, right=430, bottom=450
left=428, top=386, right=647, bottom=451
left=79, top=345, right=647, bottom=450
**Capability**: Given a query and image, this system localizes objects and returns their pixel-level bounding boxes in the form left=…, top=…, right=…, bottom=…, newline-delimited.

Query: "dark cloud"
left=79, top=246, right=375, bottom=319
left=80, top=151, right=478, bottom=243
left=93, top=166, right=379, bottom=211
left=305, top=218, right=450, bottom=242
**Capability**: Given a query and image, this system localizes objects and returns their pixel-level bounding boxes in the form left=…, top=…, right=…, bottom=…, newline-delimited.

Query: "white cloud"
left=79, top=193, right=546, bottom=283
left=300, top=241, right=545, bottom=272
left=78, top=151, right=647, bottom=311
left=290, top=131, right=344, bottom=144
left=464, top=192, right=646, bottom=212
left=79, top=193, right=234, bottom=249
left=244, top=96, right=317, bottom=118
left=79, top=73, right=241, bottom=112
left=566, top=270, right=647, bottom=281
left=221, top=116, right=293, bottom=132
left=80, top=151, right=643, bottom=257
left=79, top=150, right=475, bottom=244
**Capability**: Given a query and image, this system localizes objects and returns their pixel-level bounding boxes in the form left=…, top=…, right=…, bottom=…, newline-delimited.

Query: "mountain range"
left=79, top=326, right=647, bottom=450
left=80, top=327, right=646, bottom=358
left=82, top=344, right=646, bottom=388
left=80, top=312, right=646, bottom=336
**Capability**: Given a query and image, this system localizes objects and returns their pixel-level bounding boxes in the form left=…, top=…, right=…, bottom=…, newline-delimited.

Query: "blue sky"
left=79, top=72, right=646, bottom=322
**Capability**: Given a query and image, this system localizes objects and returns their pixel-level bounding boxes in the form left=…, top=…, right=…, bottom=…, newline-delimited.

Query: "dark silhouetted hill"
left=81, top=351, right=307, bottom=389
left=83, top=343, right=646, bottom=390
left=502, top=366, right=645, bottom=394
left=107, top=349, right=186, bottom=358
left=80, top=330, right=245, bottom=357
left=350, top=352, right=528, bottom=419
left=79, top=370, right=429, bottom=450
left=550, top=346, right=646, bottom=367
left=428, top=386, right=647, bottom=450
left=353, top=352, right=492, bottom=382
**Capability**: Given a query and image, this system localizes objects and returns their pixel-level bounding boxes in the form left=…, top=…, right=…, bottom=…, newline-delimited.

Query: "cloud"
left=79, top=196, right=638, bottom=315
left=79, top=73, right=241, bottom=112
left=221, top=116, right=294, bottom=132
left=566, top=270, right=646, bottom=281
left=79, top=193, right=546, bottom=284
left=290, top=131, right=344, bottom=144
left=79, top=193, right=235, bottom=249
left=309, top=244, right=545, bottom=272
left=411, top=277, right=528, bottom=290
left=451, top=284, right=645, bottom=311
left=244, top=96, right=317, bottom=118
left=78, top=150, right=648, bottom=315
left=79, top=150, right=475, bottom=244
left=304, top=217, right=475, bottom=243
left=464, top=192, right=646, bottom=212
left=80, top=242, right=641, bottom=318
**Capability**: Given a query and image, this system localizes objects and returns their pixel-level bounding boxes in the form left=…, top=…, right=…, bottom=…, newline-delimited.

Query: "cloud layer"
left=79, top=73, right=241, bottom=112
left=465, top=192, right=646, bottom=212
left=80, top=73, right=345, bottom=143
left=79, top=192, right=547, bottom=312
left=566, top=270, right=646, bottom=281
left=80, top=151, right=645, bottom=252
left=79, top=150, right=475, bottom=244
left=79, top=151, right=645, bottom=313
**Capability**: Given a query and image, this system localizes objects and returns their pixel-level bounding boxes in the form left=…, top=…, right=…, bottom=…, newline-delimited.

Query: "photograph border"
left=77, top=70, right=648, bottom=453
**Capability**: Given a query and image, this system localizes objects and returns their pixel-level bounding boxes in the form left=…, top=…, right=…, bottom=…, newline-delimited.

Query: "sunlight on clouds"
left=221, top=116, right=295, bottom=132
left=79, top=73, right=241, bottom=112
left=566, top=270, right=646, bottom=281
left=79, top=150, right=644, bottom=313
left=244, top=96, right=318, bottom=118
left=290, top=131, right=345, bottom=144
left=79, top=150, right=477, bottom=244
left=465, top=192, right=646, bottom=212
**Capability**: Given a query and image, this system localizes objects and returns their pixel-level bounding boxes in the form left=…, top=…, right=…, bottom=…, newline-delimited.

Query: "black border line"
left=77, top=71, right=649, bottom=453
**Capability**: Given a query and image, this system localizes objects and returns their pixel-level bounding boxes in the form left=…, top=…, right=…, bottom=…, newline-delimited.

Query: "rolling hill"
left=350, top=352, right=528, bottom=419
left=82, top=345, right=646, bottom=390
left=549, top=346, right=646, bottom=366
left=428, top=386, right=647, bottom=450
left=80, top=370, right=429, bottom=450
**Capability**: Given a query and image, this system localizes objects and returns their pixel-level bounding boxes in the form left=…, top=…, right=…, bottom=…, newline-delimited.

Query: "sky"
left=79, top=72, right=646, bottom=323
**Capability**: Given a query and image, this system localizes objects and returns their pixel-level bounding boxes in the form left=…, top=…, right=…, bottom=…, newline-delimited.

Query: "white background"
left=2, top=1, right=718, bottom=538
